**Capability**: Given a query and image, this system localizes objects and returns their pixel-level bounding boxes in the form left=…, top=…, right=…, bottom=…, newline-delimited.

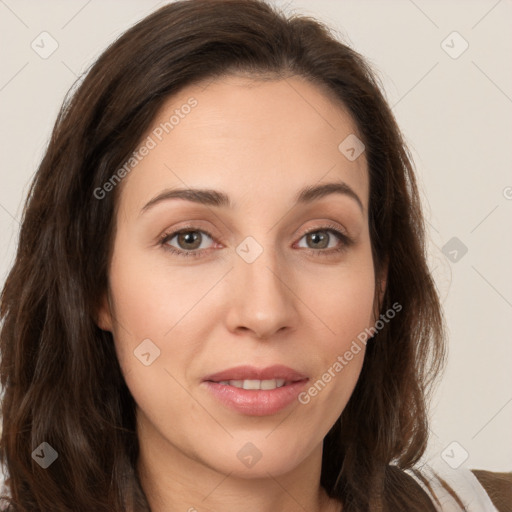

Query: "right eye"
left=159, top=228, right=217, bottom=258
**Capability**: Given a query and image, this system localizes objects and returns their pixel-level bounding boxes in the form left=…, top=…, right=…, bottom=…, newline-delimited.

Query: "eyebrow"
left=140, top=181, right=364, bottom=215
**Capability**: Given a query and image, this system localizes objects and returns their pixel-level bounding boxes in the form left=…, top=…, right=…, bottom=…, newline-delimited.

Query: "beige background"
left=0, top=0, right=511, bottom=480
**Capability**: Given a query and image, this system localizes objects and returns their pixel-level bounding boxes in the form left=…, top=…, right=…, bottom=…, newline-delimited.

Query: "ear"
left=95, top=291, right=113, bottom=332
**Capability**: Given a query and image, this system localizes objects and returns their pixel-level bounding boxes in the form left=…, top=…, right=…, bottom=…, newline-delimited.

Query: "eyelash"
left=158, top=223, right=354, bottom=259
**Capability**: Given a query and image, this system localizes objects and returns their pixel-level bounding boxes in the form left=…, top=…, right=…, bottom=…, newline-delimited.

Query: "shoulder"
left=406, top=463, right=512, bottom=512
left=471, top=469, right=512, bottom=512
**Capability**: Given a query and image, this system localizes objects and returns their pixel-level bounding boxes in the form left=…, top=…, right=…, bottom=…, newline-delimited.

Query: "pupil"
left=181, top=232, right=199, bottom=248
left=310, top=232, right=327, bottom=248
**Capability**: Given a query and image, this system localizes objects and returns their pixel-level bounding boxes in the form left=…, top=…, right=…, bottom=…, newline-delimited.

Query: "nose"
left=224, top=239, right=299, bottom=340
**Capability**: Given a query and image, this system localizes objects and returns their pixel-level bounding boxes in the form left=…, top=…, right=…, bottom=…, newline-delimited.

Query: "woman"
left=0, top=0, right=510, bottom=510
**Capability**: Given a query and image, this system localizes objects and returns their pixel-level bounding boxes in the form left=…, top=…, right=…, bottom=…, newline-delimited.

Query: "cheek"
left=303, top=257, right=376, bottom=348
left=295, top=276, right=372, bottom=438
left=106, top=244, right=224, bottom=418
left=107, top=258, right=201, bottom=443
left=298, top=256, right=375, bottom=408
left=107, top=241, right=215, bottom=340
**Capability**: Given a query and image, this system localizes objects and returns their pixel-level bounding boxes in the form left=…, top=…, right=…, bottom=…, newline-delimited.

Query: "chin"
left=203, top=437, right=314, bottom=479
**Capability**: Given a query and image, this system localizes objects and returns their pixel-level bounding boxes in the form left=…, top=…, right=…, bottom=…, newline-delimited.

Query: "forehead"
left=118, top=74, right=369, bottom=216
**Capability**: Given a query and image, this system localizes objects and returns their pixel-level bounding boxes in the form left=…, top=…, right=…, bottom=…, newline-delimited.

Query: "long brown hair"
left=1, top=0, right=451, bottom=510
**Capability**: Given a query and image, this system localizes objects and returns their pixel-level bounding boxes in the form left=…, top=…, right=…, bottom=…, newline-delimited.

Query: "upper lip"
left=203, top=365, right=308, bottom=383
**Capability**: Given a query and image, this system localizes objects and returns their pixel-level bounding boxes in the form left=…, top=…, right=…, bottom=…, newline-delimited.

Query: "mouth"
left=202, top=364, right=308, bottom=384
left=211, top=378, right=298, bottom=390
left=201, top=365, right=309, bottom=416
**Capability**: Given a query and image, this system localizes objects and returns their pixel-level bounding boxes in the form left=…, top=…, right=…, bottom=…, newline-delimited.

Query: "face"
left=97, top=74, right=386, bottom=479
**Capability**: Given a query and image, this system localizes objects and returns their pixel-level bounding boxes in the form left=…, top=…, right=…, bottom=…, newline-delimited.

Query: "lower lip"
left=202, top=380, right=309, bottom=416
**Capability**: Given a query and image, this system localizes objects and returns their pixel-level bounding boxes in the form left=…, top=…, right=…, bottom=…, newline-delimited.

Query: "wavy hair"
left=1, top=0, right=452, bottom=510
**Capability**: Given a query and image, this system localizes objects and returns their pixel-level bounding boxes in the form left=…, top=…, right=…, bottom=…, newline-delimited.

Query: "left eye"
left=296, top=229, right=342, bottom=250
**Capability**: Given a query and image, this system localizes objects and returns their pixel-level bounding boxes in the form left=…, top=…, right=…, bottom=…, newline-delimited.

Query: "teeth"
left=243, top=379, right=261, bottom=390
left=218, top=379, right=287, bottom=390
left=261, top=379, right=281, bottom=390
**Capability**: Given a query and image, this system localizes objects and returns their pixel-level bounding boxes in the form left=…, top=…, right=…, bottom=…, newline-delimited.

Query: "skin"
left=97, top=74, right=387, bottom=512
